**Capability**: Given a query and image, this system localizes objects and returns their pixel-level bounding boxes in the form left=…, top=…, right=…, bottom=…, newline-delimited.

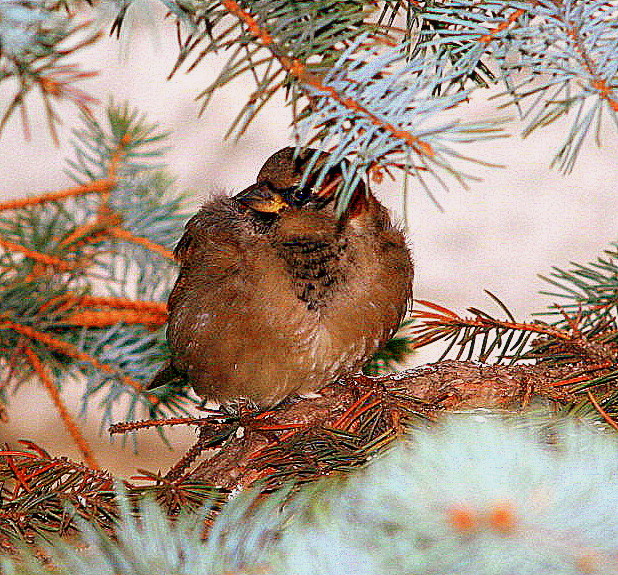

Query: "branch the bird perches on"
left=110, top=360, right=591, bottom=492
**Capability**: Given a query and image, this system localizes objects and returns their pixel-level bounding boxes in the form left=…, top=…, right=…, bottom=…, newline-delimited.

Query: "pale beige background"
left=1, top=12, right=617, bottom=474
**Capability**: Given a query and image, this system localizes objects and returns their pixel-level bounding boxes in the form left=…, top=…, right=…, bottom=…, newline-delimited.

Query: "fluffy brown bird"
left=165, top=147, right=413, bottom=406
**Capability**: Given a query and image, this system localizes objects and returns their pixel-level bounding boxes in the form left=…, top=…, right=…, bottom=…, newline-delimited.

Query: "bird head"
left=235, top=147, right=366, bottom=217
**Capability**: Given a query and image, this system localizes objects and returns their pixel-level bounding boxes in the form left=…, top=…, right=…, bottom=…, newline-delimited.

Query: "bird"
left=164, top=147, right=413, bottom=407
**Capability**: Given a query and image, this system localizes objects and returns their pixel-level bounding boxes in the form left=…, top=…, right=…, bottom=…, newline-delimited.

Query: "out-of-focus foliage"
left=5, top=418, right=618, bottom=575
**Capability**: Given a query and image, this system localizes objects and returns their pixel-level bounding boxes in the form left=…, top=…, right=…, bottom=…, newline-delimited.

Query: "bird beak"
left=236, top=184, right=289, bottom=214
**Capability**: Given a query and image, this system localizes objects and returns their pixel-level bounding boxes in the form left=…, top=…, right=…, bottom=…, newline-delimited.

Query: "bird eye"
left=290, top=186, right=312, bottom=205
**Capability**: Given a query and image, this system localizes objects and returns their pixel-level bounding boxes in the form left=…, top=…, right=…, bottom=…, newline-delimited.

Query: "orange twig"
left=0, top=451, right=39, bottom=459
left=107, top=136, right=126, bottom=182
left=69, top=295, right=167, bottom=314
left=17, top=439, right=52, bottom=459
left=23, top=461, right=60, bottom=481
left=1, top=127, right=126, bottom=217
left=0, top=237, right=74, bottom=271
left=591, top=78, right=618, bottom=111
left=0, top=179, right=115, bottom=212
left=349, top=398, right=382, bottom=421
left=414, top=299, right=460, bottom=319
left=246, top=427, right=303, bottom=461
left=109, top=416, right=205, bottom=435
left=411, top=300, right=574, bottom=349
left=565, top=22, right=618, bottom=112
left=220, top=0, right=433, bottom=156
left=58, top=210, right=123, bottom=247
left=331, top=390, right=374, bottom=429
left=479, top=8, right=526, bottom=42
left=103, top=133, right=131, bottom=204
left=586, top=390, right=618, bottom=432
left=64, top=309, right=168, bottom=327
left=551, top=362, right=613, bottom=387
left=2, top=318, right=143, bottom=392
left=63, top=230, right=109, bottom=250
left=253, top=422, right=305, bottom=431
left=24, top=347, right=100, bottom=469
left=551, top=374, right=593, bottom=387
left=221, top=0, right=273, bottom=45
left=107, top=227, right=176, bottom=261
left=4, top=454, right=33, bottom=494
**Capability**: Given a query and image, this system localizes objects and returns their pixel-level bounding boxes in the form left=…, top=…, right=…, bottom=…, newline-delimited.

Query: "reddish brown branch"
left=479, top=8, right=526, bottom=43
left=0, top=179, right=115, bottom=212
left=0, top=237, right=74, bottom=271
left=107, top=227, right=176, bottom=261
left=2, top=318, right=143, bottom=392
left=219, top=0, right=433, bottom=156
left=24, top=347, right=99, bottom=469
left=109, top=416, right=206, bottom=435
left=148, top=360, right=579, bottom=491
left=586, top=390, right=618, bottom=432
left=65, top=309, right=167, bottom=328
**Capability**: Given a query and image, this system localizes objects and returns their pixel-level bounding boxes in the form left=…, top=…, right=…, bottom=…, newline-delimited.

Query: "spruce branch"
left=0, top=103, right=192, bottom=454
left=6, top=0, right=616, bottom=202
left=294, top=35, right=504, bottom=207
left=538, top=240, right=618, bottom=333
left=0, top=1, right=100, bottom=142
left=408, top=240, right=618, bottom=421
left=0, top=444, right=117, bottom=545
left=414, top=0, right=618, bottom=172
left=160, top=0, right=505, bottom=207
left=23, top=346, right=100, bottom=469
left=109, top=361, right=577, bottom=493
left=5, top=0, right=616, bottom=189
left=410, top=296, right=618, bottom=397
left=0, top=442, right=226, bottom=548
left=410, top=296, right=575, bottom=362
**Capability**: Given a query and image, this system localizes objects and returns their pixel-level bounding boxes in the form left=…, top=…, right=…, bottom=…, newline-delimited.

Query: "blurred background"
left=1, top=8, right=617, bottom=474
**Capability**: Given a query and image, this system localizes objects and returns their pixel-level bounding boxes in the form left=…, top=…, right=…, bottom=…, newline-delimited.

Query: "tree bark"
left=183, top=360, right=577, bottom=490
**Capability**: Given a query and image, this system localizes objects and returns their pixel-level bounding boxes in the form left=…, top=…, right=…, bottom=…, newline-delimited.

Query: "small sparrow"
left=164, top=147, right=413, bottom=406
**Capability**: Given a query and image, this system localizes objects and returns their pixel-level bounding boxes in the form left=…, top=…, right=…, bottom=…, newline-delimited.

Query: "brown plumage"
left=165, top=147, right=413, bottom=406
